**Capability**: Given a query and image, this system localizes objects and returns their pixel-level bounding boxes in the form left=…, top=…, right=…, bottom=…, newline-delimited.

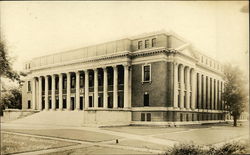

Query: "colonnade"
left=173, top=63, right=196, bottom=110
left=173, top=62, right=224, bottom=111
left=31, top=64, right=131, bottom=111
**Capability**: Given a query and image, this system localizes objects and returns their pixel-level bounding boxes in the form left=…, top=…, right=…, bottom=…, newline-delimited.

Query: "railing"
left=42, top=91, right=45, bottom=95
left=80, top=88, right=84, bottom=94
left=71, top=88, right=76, bottom=93
left=89, top=87, right=94, bottom=92
left=48, top=90, right=51, bottom=95
left=55, top=90, right=59, bottom=94
left=118, top=84, right=124, bottom=90
left=63, top=89, right=66, bottom=94
left=178, top=82, right=181, bottom=89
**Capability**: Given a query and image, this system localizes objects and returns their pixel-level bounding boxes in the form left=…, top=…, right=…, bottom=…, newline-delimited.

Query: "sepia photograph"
left=0, top=1, right=249, bottom=155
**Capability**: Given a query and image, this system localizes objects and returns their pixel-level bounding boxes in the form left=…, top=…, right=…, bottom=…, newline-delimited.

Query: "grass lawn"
left=1, top=132, right=76, bottom=155
left=154, top=125, right=248, bottom=145
left=103, top=126, right=188, bottom=135
left=44, top=145, right=153, bottom=155
left=3, top=129, right=121, bottom=142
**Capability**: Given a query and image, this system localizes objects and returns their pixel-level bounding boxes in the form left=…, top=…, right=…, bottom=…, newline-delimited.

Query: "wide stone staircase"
left=10, top=110, right=85, bottom=127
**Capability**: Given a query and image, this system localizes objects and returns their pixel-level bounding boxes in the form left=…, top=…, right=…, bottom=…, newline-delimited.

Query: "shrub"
left=165, top=141, right=247, bottom=155
left=165, top=143, right=205, bottom=155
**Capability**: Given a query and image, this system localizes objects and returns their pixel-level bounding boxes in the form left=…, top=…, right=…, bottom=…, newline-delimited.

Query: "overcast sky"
left=0, top=1, right=248, bottom=74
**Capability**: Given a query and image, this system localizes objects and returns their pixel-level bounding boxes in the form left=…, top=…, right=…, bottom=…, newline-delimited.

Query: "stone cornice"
left=31, top=51, right=131, bottom=71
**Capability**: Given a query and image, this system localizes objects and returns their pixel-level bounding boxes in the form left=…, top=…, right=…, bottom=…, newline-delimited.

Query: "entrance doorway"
left=80, top=97, right=83, bottom=110
left=71, top=97, right=75, bottom=110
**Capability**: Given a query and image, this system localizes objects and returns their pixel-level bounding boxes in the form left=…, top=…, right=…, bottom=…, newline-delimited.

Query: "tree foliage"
left=0, top=41, right=21, bottom=83
left=223, top=64, right=248, bottom=126
left=0, top=87, right=22, bottom=115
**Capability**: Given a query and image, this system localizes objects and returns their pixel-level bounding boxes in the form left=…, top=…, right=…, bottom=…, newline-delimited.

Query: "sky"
left=0, top=1, right=249, bottom=76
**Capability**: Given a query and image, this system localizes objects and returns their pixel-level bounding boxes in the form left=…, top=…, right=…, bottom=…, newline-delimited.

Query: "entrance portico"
left=31, top=63, right=132, bottom=112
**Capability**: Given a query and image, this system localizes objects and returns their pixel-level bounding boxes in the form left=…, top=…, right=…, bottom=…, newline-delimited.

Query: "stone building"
left=22, top=30, right=226, bottom=125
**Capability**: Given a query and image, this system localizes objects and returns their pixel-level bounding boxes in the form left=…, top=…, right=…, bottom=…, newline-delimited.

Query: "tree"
left=0, top=41, right=21, bottom=83
left=0, top=41, right=24, bottom=115
left=223, top=64, right=248, bottom=126
left=0, top=87, right=22, bottom=115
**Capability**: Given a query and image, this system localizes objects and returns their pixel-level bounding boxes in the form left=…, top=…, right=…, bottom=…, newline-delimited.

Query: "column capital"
left=112, top=65, right=117, bottom=68
left=102, top=66, right=107, bottom=71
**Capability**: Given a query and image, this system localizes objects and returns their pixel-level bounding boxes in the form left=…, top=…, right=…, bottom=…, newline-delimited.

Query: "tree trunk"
left=233, top=116, right=237, bottom=127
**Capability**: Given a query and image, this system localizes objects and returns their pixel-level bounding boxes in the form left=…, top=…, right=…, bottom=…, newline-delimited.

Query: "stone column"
left=124, top=65, right=129, bottom=108
left=203, top=75, right=206, bottom=109
left=51, top=75, right=56, bottom=110
left=128, top=66, right=132, bottom=108
left=32, top=77, right=36, bottom=110
left=207, top=77, right=210, bottom=110
left=103, top=67, right=108, bottom=108
left=218, top=80, right=221, bottom=110
left=173, top=63, right=178, bottom=108
left=45, top=75, right=49, bottom=110
left=59, top=73, right=63, bottom=110
left=191, top=69, right=196, bottom=110
left=66, top=72, right=71, bottom=110
left=186, top=67, right=190, bottom=109
left=94, top=68, right=98, bottom=108
left=211, top=78, right=214, bottom=110
left=214, top=79, right=217, bottom=110
left=75, top=71, right=80, bottom=110
left=198, top=73, right=202, bottom=109
left=180, top=65, right=184, bottom=109
left=38, top=76, right=42, bottom=110
left=84, top=70, right=89, bottom=109
left=113, top=65, right=118, bottom=108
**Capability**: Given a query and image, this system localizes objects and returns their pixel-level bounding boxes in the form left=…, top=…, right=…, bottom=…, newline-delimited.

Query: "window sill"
left=142, top=81, right=152, bottom=84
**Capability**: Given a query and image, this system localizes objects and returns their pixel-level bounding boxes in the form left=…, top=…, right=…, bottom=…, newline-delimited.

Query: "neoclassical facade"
left=22, top=31, right=226, bottom=125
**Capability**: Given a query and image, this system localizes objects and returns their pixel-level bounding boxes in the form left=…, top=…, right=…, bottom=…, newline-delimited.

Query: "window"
left=89, top=96, right=93, bottom=107
left=80, top=97, right=83, bottom=110
left=98, top=96, right=103, bottom=107
left=71, top=76, right=75, bottom=88
left=141, top=113, right=145, bottom=121
left=144, top=93, right=149, bottom=106
left=63, top=77, right=67, bottom=89
left=80, top=75, right=84, bottom=88
left=138, top=41, right=142, bottom=49
left=56, top=99, right=59, bottom=109
left=146, top=113, right=151, bottom=121
left=145, top=40, right=149, bottom=48
left=143, top=65, right=151, bottom=82
left=28, top=100, right=31, bottom=109
left=180, top=113, right=183, bottom=122
left=152, top=38, right=156, bottom=47
left=28, top=81, right=31, bottom=92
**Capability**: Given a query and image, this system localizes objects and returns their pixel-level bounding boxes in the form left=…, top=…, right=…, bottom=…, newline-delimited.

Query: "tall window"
left=138, top=41, right=142, bottom=49
left=196, top=73, right=199, bottom=109
left=143, top=65, right=151, bottom=82
left=152, top=38, right=156, bottom=47
left=63, top=77, right=67, bottom=89
left=80, top=75, right=84, bottom=88
left=144, top=93, right=149, bottom=106
left=71, top=76, right=75, bottom=88
left=145, top=40, right=149, bottom=48
left=28, top=81, right=31, bottom=91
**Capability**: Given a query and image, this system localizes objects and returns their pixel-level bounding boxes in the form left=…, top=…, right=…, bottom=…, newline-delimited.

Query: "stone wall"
left=131, top=61, right=168, bottom=107
left=3, top=109, right=39, bottom=122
